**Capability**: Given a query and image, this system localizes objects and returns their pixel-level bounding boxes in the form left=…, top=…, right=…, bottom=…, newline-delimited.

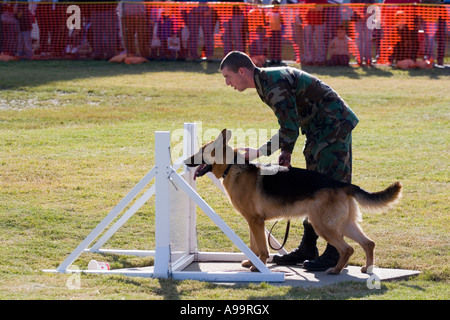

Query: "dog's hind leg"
left=328, top=241, right=354, bottom=275
left=343, top=221, right=375, bottom=273
left=315, top=228, right=354, bottom=275
left=309, top=200, right=354, bottom=275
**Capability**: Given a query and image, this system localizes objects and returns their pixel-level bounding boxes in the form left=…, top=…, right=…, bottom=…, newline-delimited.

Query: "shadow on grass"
left=1, top=60, right=449, bottom=91
left=300, top=63, right=450, bottom=79
left=301, top=64, right=394, bottom=79
left=153, top=277, right=390, bottom=300
left=0, top=60, right=221, bottom=91
left=249, top=281, right=390, bottom=300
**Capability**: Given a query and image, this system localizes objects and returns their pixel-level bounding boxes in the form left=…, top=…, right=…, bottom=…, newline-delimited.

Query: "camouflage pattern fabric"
left=254, top=66, right=358, bottom=183
left=304, top=132, right=353, bottom=183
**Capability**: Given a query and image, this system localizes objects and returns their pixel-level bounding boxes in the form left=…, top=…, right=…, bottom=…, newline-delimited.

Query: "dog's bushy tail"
left=348, top=182, right=402, bottom=212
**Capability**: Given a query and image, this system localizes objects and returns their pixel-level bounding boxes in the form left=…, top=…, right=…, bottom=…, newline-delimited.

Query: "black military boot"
left=272, top=219, right=319, bottom=265
left=303, top=243, right=340, bottom=271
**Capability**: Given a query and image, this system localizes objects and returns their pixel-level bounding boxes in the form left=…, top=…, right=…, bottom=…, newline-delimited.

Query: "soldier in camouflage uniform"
left=220, top=51, right=359, bottom=271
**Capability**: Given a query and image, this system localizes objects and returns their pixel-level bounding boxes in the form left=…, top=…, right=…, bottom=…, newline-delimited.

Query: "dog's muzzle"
left=192, top=163, right=212, bottom=180
left=184, top=156, right=212, bottom=180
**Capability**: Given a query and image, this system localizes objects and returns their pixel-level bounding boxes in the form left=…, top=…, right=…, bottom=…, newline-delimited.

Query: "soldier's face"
left=222, top=67, right=248, bottom=92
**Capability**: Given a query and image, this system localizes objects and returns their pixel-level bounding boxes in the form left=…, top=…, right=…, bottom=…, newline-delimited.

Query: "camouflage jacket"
left=254, top=67, right=359, bottom=155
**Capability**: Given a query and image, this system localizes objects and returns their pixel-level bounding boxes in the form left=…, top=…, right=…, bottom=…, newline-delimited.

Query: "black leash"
left=268, top=220, right=291, bottom=251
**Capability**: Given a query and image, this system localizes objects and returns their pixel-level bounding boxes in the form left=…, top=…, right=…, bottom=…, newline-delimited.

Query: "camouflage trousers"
left=303, top=132, right=353, bottom=184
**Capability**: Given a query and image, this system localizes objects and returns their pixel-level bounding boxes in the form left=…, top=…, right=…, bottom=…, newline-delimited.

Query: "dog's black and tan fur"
left=184, top=129, right=402, bottom=274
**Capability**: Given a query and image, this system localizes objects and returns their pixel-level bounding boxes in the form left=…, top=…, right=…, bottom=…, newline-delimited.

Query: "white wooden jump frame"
left=43, top=123, right=285, bottom=283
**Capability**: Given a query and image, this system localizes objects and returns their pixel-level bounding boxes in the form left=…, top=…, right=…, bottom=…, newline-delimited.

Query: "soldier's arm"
left=259, top=84, right=300, bottom=156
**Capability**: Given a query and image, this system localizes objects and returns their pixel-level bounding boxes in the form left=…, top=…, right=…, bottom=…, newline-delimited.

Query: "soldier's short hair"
left=220, top=51, right=256, bottom=73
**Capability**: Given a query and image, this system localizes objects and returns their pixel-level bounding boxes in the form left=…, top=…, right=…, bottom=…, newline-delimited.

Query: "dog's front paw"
left=241, top=260, right=252, bottom=268
left=325, top=267, right=341, bottom=275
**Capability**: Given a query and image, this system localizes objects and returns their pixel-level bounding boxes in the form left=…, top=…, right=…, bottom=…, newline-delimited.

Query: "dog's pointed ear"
left=219, top=129, right=232, bottom=145
left=224, top=129, right=232, bottom=143
left=213, top=129, right=232, bottom=149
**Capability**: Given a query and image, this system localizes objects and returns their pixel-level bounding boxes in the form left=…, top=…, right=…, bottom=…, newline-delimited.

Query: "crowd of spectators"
left=0, top=0, right=448, bottom=67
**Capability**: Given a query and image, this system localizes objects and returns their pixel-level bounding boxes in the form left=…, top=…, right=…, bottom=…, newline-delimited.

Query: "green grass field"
left=0, top=60, right=448, bottom=300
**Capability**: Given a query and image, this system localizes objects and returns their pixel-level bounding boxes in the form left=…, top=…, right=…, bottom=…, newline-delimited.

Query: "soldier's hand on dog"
left=239, top=148, right=291, bottom=167
left=279, top=150, right=291, bottom=167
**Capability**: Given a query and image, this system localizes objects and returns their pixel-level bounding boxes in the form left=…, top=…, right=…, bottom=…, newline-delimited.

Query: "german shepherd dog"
left=184, top=129, right=402, bottom=274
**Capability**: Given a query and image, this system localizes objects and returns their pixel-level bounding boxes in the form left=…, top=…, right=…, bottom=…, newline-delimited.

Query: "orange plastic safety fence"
left=0, top=2, right=448, bottom=66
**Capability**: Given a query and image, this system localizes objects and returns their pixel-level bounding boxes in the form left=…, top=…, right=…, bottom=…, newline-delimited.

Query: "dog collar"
left=222, top=164, right=233, bottom=179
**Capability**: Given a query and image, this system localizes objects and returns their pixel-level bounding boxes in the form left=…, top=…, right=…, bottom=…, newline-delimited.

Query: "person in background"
left=186, top=2, right=216, bottom=61
left=434, top=0, right=448, bottom=66
left=121, top=0, right=150, bottom=57
left=247, top=0, right=267, bottom=67
left=292, top=1, right=306, bottom=64
left=34, top=0, right=49, bottom=56
left=327, top=25, right=355, bottom=66
left=267, top=0, right=284, bottom=65
left=91, top=0, right=118, bottom=60
left=1, top=1, right=19, bottom=56
left=324, top=0, right=342, bottom=56
left=304, top=0, right=326, bottom=65
left=391, top=10, right=416, bottom=66
left=157, top=7, right=175, bottom=59
left=52, top=0, right=68, bottom=57
left=379, top=0, right=416, bottom=64
left=223, top=4, right=245, bottom=55
left=0, top=2, right=3, bottom=54
left=16, top=1, right=34, bottom=59
left=421, top=0, right=450, bottom=66
left=350, top=0, right=376, bottom=66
